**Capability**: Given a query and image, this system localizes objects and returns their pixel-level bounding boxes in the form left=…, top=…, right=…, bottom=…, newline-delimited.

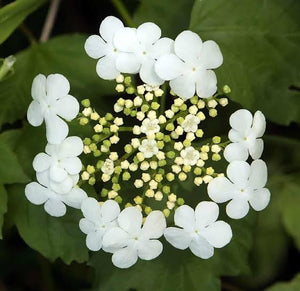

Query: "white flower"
left=181, top=114, right=200, bottom=133
left=141, top=118, right=160, bottom=136
left=164, top=201, right=232, bottom=259
left=101, top=159, right=114, bottom=176
left=25, top=182, right=87, bottom=217
left=155, top=30, right=223, bottom=99
left=85, top=16, right=130, bottom=80
left=113, top=22, right=174, bottom=85
left=208, top=160, right=271, bottom=219
left=138, top=139, right=159, bottom=158
left=33, top=136, right=83, bottom=189
left=224, top=109, right=266, bottom=162
left=79, top=198, right=120, bottom=251
left=180, top=146, right=200, bottom=166
left=102, top=207, right=166, bottom=268
left=27, top=74, right=79, bottom=144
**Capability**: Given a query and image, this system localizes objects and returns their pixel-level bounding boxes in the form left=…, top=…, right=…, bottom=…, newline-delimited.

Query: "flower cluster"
left=23, top=16, right=271, bottom=269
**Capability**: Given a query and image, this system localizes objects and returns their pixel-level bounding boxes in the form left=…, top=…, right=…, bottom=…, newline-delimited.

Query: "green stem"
left=20, top=23, right=37, bottom=45
left=119, top=126, right=133, bottom=132
left=111, top=0, right=135, bottom=27
left=159, top=83, right=168, bottom=115
left=0, top=56, right=16, bottom=81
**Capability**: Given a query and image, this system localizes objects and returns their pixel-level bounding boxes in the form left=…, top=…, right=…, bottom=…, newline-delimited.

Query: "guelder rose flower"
left=102, top=207, right=166, bottom=268
left=155, top=30, right=223, bottom=99
left=141, top=118, right=160, bottom=136
left=25, top=182, right=87, bottom=217
left=181, top=114, right=200, bottom=133
left=114, top=22, right=174, bottom=85
left=208, top=160, right=270, bottom=219
left=85, top=16, right=128, bottom=80
left=27, top=74, right=79, bottom=144
left=101, top=159, right=115, bottom=176
left=164, top=202, right=232, bottom=259
left=180, top=146, right=200, bottom=166
left=79, top=198, right=120, bottom=251
left=139, top=139, right=159, bottom=158
left=224, top=109, right=266, bottom=162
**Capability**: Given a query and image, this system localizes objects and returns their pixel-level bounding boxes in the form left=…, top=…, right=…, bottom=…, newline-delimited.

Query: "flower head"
left=101, top=159, right=115, bottom=176
left=139, top=139, right=159, bottom=158
left=164, top=201, right=232, bottom=259
left=208, top=160, right=270, bottom=219
left=180, top=146, right=200, bottom=166
left=141, top=118, right=160, bottom=136
left=181, top=114, right=200, bottom=133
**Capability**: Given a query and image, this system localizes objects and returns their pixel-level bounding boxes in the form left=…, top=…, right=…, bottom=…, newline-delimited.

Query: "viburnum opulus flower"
left=224, top=109, right=266, bottom=162
left=180, top=146, right=200, bottom=166
left=140, top=118, right=160, bottom=136
left=208, top=160, right=270, bottom=219
left=181, top=114, right=201, bottom=133
left=138, top=139, right=159, bottom=158
left=155, top=30, right=223, bottom=99
left=27, top=74, right=79, bottom=144
left=102, top=207, right=166, bottom=268
left=164, top=202, right=232, bottom=259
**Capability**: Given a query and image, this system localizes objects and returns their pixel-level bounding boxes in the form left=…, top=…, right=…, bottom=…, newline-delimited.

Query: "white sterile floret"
left=79, top=198, right=120, bottom=251
left=102, top=207, right=166, bottom=268
left=182, top=114, right=200, bottom=133
left=113, top=22, right=174, bottom=85
left=224, top=109, right=266, bottom=162
left=27, top=74, right=79, bottom=144
left=155, top=30, right=223, bottom=99
left=101, top=159, right=115, bottom=175
left=180, top=146, right=200, bottom=166
left=25, top=182, right=87, bottom=217
left=84, top=16, right=130, bottom=80
left=141, top=118, right=160, bottom=136
left=208, top=159, right=271, bottom=219
left=164, top=201, right=232, bottom=259
left=139, top=139, right=159, bottom=158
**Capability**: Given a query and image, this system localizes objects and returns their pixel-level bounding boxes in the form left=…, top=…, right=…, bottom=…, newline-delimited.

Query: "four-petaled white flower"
left=25, top=182, right=87, bottom=217
left=224, top=109, right=266, bottom=162
left=27, top=74, right=79, bottom=144
left=155, top=30, right=223, bottom=99
left=180, top=146, right=200, bottom=166
left=141, top=118, right=160, bottom=136
left=139, top=139, right=159, bottom=158
left=164, top=201, right=232, bottom=259
left=181, top=114, right=200, bottom=133
left=113, top=22, right=174, bottom=85
left=101, top=159, right=115, bottom=176
left=79, top=198, right=120, bottom=251
left=208, top=160, right=270, bottom=219
left=102, top=207, right=166, bottom=268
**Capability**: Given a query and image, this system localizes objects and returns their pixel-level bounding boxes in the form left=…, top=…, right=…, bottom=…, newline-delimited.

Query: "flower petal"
left=155, top=53, right=184, bottom=80
left=226, top=198, right=249, bottom=219
left=230, top=109, right=253, bottom=133
left=203, top=221, right=232, bottom=248
left=102, top=227, right=130, bottom=249
left=207, top=177, right=234, bottom=203
left=137, top=22, right=161, bottom=46
left=170, top=74, right=196, bottom=100
left=45, top=113, right=69, bottom=144
left=46, top=74, right=70, bottom=100
left=224, top=143, right=249, bottom=162
left=164, top=227, right=192, bottom=249
left=249, top=159, right=267, bottom=189
left=174, top=205, right=195, bottom=231
left=60, top=157, right=82, bottom=175
left=49, top=177, right=73, bottom=194
left=100, top=199, right=120, bottom=224
left=249, top=188, right=271, bottom=211
left=199, top=40, right=223, bottom=69
left=114, top=27, right=138, bottom=52
left=196, top=70, right=217, bottom=98
left=32, top=153, right=51, bottom=172
left=44, top=199, right=66, bottom=217
left=228, top=129, right=243, bottom=142
left=249, top=139, right=264, bottom=160
left=151, top=37, right=174, bottom=59
left=84, top=35, right=107, bottom=59
left=100, top=16, right=124, bottom=44
left=86, top=231, right=103, bottom=251
left=64, top=188, right=87, bottom=209
left=115, top=53, right=140, bottom=74
left=112, top=246, right=138, bottom=269
left=96, top=55, right=120, bottom=80
left=25, top=182, right=49, bottom=205
left=227, top=161, right=251, bottom=188
left=252, top=111, right=266, bottom=137
left=195, top=201, right=219, bottom=228
left=59, top=136, right=83, bottom=157
left=79, top=218, right=95, bottom=234
left=174, top=30, right=202, bottom=62
left=81, top=197, right=101, bottom=222
left=142, top=210, right=166, bottom=239
left=36, top=171, right=50, bottom=187
left=138, top=239, right=163, bottom=260
left=139, top=58, right=164, bottom=86
left=118, top=207, right=142, bottom=235
left=27, top=100, right=44, bottom=127
left=52, top=95, right=79, bottom=121
left=189, top=236, right=214, bottom=259
left=31, top=74, right=46, bottom=100
left=50, top=165, right=68, bottom=183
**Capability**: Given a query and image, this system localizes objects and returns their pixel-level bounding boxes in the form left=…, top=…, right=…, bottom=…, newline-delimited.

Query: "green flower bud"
left=171, top=105, right=179, bottom=112
left=89, top=143, right=97, bottom=151
left=166, top=123, right=175, bottom=131
left=130, top=110, right=137, bottom=117
left=196, top=129, right=204, bottom=138
left=212, top=136, right=221, bottom=144
left=145, top=206, right=152, bottom=215
left=122, top=171, right=131, bottom=181
left=166, top=151, right=175, bottom=159
left=124, top=108, right=131, bottom=115
left=114, top=166, right=122, bottom=174
left=151, top=102, right=160, bottom=110
left=182, top=165, right=191, bottom=173
left=83, top=138, right=91, bottom=145
left=103, top=128, right=110, bottom=135
left=209, top=109, right=218, bottom=117
left=92, top=134, right=100, bottom=142
left=163, top=135, right=171, bottom=143
left=157, top=141, right=164, bottom=149
left=103, top=140, right=111, bottom=148
left=124, top=76, right=132, bottom=85
left=124, top=144, right=133, bottom=153
left=81, top=99, right=90, bottom=107
left=126, top=87, right=135, bottom=94
left=112, top=183, right=121, bottom=191
left=93, top=150, right=101, bottom=157
left=115, top=196, right=123, bottom=204
left=177, top=198, right=185, bottom=205
left=88, top=177, right=96, bottom=185
left=101, top=188, right=108, bottom=197
left=190, top=96, right=198, bottom=104
left=99, top=117, right=107, bottom=125
left=155, top=174, right=163, bottom=182
left=163, top=186, right=170, bottom=194
left=180, top=104, right=187, bottom=111
left=212, top=153, right=221, bottom=161
left=87, top=165, right=95, bottom=174
left=79, top=117, right=89, bottom=126
left=158, top=168, right=165, bottom=175
left=163, top=209, right=170, bottom=218
left=158, top=160, right=167, bottom=167
left=177, top=117, right=184, bottom=124
left=156, top=132, right=164, bottom=140
left=183, top=139, right=191, bottom=147
left=194, top=167, right=202, bottom=175
left=96, top=160, right=104, bottom=169
left=166, top=173, right=175, bottom=182
left=112, top=176, right=118, bottom=183
left=141, top=104, right=150, bottom=112
left=223, top=85, right=231, bottom=94
left=105, top=113, right=114, bottom=121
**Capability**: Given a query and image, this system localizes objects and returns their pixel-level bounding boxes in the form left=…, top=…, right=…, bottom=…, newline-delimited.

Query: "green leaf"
left=7, top=184, right=88, bottom=264
left=0, top=184, right=8, bottom=239
left=134, top=0, right=194, bottom=38
left=0, top=34, right=115, bottom=128
left=265, top=273, right=300, bottom=291
left=190, top=0, right=300, bottom=125
left=0, top=0, right=48, bottom=44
